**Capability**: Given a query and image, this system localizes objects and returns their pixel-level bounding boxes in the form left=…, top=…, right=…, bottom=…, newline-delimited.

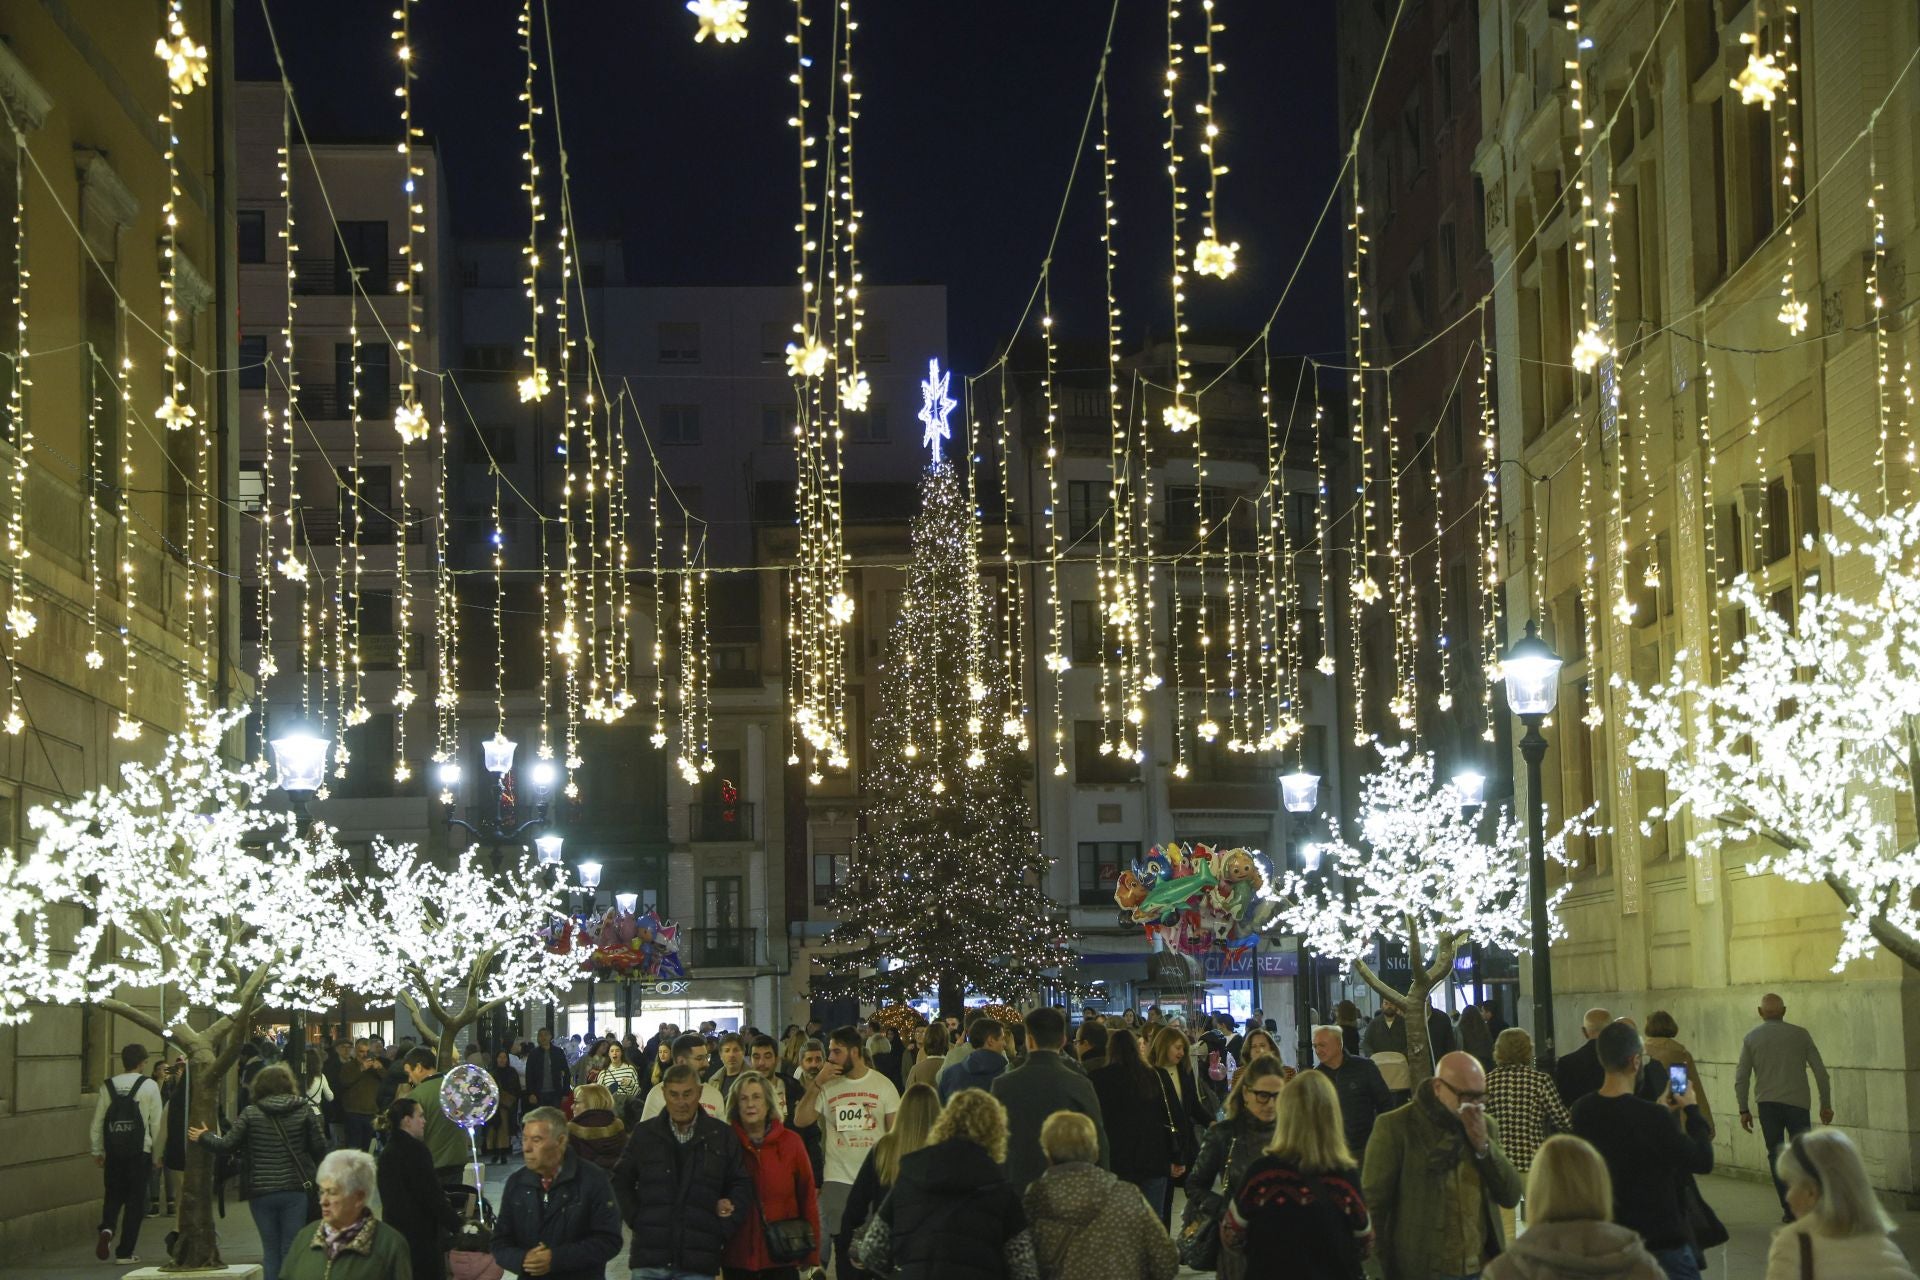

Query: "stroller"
left=443, top=1181, right=504, bottom=1280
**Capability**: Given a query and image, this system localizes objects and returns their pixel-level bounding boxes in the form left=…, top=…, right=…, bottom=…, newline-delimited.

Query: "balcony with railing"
left=689, top=801, right=755, bottom=843
left=688, top=926, right=759, bottom=968
left=293, top=505, right=426, bottom=547
left=291, top=256, right=417, bottom=298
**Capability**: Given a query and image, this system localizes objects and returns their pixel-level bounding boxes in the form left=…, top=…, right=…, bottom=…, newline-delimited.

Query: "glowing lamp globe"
left=1279, top=771, right=1321, bottom=814
left=482, top=733, right=518, bottom=776
left=1502, top=620, right=1563, bottom=719
left=1301, top=843, right=1325, bottom=873
left=530, top=759, right=559, bottom=792
left=1452, top=771, right=1487, bottom=808
left=269, top=732, right=330, bottom=796
left=614, top=892, right=639, bottom=915
left=534, top=834, right=565, bottom=865
left=578, top=860, right=603, bottom=890
left=436, top=760, right=462, bottom=789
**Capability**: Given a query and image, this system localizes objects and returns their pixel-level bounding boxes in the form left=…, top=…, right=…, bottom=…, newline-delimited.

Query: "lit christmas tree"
left=812, top=363, right=1078, bottom=1015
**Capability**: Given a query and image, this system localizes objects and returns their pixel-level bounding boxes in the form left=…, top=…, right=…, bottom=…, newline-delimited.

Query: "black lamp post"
left=1502, top=619, right=1564, bottom=1065
left=438, top=731, right=558, bottom=854
left=269, top=729, right=331, bottom=1084
left=1280, top=769, right=1322, bottom=1067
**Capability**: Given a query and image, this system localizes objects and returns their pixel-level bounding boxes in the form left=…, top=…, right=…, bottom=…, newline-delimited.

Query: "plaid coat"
left=1484, top=1063, right=1570, bottom=1173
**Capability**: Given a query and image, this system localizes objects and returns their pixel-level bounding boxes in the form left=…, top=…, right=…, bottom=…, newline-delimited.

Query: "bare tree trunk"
left=173, top=1043, right=228, bottom=1270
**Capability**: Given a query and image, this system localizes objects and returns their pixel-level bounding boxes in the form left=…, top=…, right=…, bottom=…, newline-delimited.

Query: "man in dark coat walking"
left=991, top=1008, right=1110, bottom=1191
left=492, top=1106, right=623, bottom=1280
left=376, top=1098, right=463, bottom=1280
left=612, top=1064, right=755, bottom=1278
left=522, top=1027, right=573, bottom=1110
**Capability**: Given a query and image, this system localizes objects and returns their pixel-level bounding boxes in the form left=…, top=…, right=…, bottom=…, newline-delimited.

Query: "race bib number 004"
left=836, top=1101, right=878, bottom=1131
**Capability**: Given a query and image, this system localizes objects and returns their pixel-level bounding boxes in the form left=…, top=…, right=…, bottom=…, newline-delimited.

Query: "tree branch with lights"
left=0, top=704, right=351, bottom=1270
left=812, top=450, right=1081, bottom=1015
left=1623, top=489, right=1920, bottom=972
left=1271, top=741, right=1589, bottom=1081
left=329, top=841, right=582, bottom=1069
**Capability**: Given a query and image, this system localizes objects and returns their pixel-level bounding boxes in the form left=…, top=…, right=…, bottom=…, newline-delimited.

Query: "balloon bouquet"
left=439, top=1062, right=500, bottom=1193
left=1113, top=842, right=1274, bottom=955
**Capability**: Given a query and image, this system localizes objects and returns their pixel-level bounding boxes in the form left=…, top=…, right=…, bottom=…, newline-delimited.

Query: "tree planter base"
left=126, top=1267, right=261, bottom=1279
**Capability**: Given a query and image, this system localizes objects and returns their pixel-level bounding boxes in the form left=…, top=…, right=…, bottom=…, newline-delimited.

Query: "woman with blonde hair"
left=721, top=1070, right=821, bottom=1279
left=855, top=1089, right=1038, bottom=1280
left=1221, top=1071, right=1372, bottom=1279
left=1484, top=1135, right=1662, bottom=1279
left=834, top=1082, right=942, bottom=1279
left=565, top=1081, right=627, bottom=1174
left=1766, top=1128, right=1918, bottom=1280
left=1484, top=1025, right=1572, bottom=1240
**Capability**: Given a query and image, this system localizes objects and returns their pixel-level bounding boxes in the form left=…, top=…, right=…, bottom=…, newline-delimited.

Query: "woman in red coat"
left=721, top=1070, right=821, bottom=1280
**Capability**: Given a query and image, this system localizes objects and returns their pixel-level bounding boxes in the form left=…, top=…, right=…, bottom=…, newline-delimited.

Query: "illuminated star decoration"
left=1732, top=48, right=1788, bottom=107
left=154, top=16, right=209, bottom=95
left=918, top=357, right=957, bottom=463
left=687, top=0, right=749, bottom=44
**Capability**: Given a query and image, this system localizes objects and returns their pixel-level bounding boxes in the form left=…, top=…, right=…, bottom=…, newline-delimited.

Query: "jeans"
left=343, top=1112, right=375, bottom=1152
left=250, top=1188, right=311, bottom=1280
left=1651, top=1244, right=1704, bottom=1280
left=1758, top=1100, right=1813, bottom=1215
left=633, top=1270, right=716, bottom=1280
left=1121, top=1173, right=1170, bottom=1228
left=99, top=1155, right=149, bottom=1259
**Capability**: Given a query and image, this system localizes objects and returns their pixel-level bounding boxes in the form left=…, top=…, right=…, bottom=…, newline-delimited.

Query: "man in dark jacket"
left=1554, top=1006, right=1614, bottom=1105
left=613, top=1064, right=755, bottom=1277
left=492, top=1106, right=623, bottom=1280
left=1311, top=1025, right=1396, bottom=1167
left=991, top=1008, right=1110, bottom=1191
left=1073, top=1021, right=1109, bottom=1073
left=937, top=1018, right=1010, bottom=1102
left=377, top=1098, right=463, bottom=1280
left=523, top=1027, right=572, bottom=1110
left=749, top=1035, right=803, bottom=1123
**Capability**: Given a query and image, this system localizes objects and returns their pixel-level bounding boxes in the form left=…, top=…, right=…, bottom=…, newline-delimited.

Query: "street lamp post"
left=439, top=732, right=559, bottom=856
left=269, top=729, right=330, bottom=1083
left=1280, top=771, right=1321, bottom=1065
left=1502, top=619, right=1564, bottom=1066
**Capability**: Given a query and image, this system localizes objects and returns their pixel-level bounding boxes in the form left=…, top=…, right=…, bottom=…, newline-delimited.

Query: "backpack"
left=102, top=1077, right=148, bottom=1163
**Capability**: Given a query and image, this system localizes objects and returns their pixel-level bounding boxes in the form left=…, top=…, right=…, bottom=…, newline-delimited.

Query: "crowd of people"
left=85, top=993, right=1913, bottom=1280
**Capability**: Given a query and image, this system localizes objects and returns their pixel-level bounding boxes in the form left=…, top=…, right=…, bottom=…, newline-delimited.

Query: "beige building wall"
left=1476, top=0, right=1920, bottom=1194
left=0, top=0, right=240, bottom=1252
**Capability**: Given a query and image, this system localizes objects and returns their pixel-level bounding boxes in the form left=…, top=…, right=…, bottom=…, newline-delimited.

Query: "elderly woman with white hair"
left=278, top=1148, right=414, bottom=1280
left=1766, top=1128, right=1918, bottom=1280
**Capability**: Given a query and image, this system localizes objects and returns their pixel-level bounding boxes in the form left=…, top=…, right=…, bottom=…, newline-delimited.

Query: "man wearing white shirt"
left=638, top=1032, right=723, bottom=1121
left=795, top=1026, right=899, bottom=1270
left=91, top=1043, right=163, bottom=1264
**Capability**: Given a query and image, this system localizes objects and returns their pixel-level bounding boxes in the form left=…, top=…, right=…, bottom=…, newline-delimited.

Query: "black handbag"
left=1680, top=1172, right=1728, bottom=1253
left=1177, top=1132, right=1236, bottom=1272
left=763, top=1216, right=816, bottom=1262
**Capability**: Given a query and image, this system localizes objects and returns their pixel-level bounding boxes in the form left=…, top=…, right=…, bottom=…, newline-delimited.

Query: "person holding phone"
left=1641, top=1011, right=1714, bottom=1137
left=1570, top=1022, right=1715, bottom=1280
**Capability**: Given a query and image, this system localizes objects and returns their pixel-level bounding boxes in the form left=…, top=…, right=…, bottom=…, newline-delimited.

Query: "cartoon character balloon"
left=1114, top=842, right=1271, bottom=955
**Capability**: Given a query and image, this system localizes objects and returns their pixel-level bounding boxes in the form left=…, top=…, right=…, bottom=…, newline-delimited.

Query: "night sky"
left=236, top=1, right=1344, bottom=373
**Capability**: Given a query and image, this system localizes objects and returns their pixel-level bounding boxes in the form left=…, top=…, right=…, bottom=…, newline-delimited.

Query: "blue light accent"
left=918, top=358, right=956, bottom=463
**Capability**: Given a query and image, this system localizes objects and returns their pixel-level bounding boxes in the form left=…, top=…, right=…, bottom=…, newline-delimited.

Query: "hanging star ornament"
left=1570, top=326, right=1611, bottom=374
left=1163, top=402, right=1199, bottom=433
left=840, top=370, right=872, bottom=411
left=1732, top=47, right=1788, bottom=107
left=687, top=0, right=749, bottom=44
left=155, top=16, right=209, bottom=95
left=786, top=338, right=831, bottom=380
left=156, top=396, right=197, bottom=432
left=517, top=367, right=551, bottom=403
left=1192, top=236, right=1240, bottom=279
left=393, top=401, right=429, bottom=443
left=918, top=357, right=957, bottom=462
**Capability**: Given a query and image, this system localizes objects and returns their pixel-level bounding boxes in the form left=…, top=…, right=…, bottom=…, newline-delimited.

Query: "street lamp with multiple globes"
left=1502, top=619, right=1564, bottom=1064
left=439, top=731, right=560, bottom=854
left=267, top=728, right=331, bottom=1082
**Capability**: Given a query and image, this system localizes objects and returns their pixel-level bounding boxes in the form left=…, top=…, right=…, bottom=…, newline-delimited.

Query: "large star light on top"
left=918, top=357, right=957, bottom=462
left=687, top=0, right=749, bottom=44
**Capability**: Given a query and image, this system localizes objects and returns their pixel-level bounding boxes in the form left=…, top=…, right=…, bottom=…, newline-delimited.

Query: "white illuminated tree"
left=336, top=841, right=582, bottom=1067
left=1272, top=742, right=1587, bottom=1081
left=1624, top=489, right=1920, bottom=972
left=0, top=704, right=350, bottom=1270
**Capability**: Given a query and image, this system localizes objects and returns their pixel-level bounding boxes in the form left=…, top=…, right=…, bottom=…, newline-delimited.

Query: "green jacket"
left=1361, top=1080, right=1523, bottom=1280
left=404, top=1073, right=474, bottom=1172
left=280, top=1214, right=413, bottom=1280
left=336, top=1058, right=382, bottom=1117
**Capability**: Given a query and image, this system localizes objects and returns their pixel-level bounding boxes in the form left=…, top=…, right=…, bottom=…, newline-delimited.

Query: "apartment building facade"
left=0, top=0, right=241, bottom=1250
left=1477, top=0, right=1920, bottom=1191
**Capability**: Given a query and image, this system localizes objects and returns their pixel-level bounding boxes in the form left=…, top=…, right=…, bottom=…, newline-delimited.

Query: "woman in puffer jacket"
left=189, top=1063, right=329, bottom=1280
left=1024, top=1111, right=1177, bottom=1280
left=1483, top=1136, right=1663, bottom=1280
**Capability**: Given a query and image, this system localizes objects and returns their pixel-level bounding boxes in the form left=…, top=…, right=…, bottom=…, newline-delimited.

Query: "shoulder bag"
left=267, top=1110, right=320, bottom=1223
left=763, top=1215, right=816, bottom=1262
left=1160, top=1070, right=1198, bottom=1168
left=1798, top=1231, right=1813, bottom=1280
left=1176, top=1131, right=1235, bottom=1273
